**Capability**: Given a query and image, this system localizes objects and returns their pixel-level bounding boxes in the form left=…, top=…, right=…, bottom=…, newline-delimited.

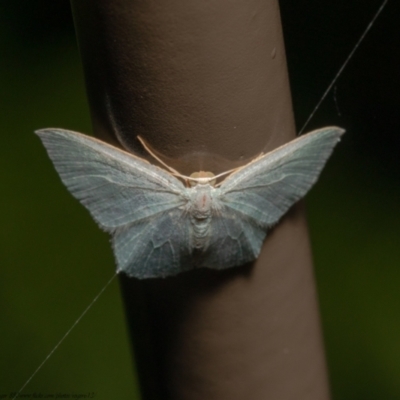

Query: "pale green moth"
left=36, top=127, right=344, bottom=279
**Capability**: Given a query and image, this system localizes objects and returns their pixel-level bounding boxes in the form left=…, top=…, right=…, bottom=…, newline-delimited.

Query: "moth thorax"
left=189, top=171, right=216, bottom=187
left=190, top=185, right=213, bottom=220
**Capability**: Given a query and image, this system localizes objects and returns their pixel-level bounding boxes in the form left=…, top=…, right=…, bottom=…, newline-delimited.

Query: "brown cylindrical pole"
left=70, top=1, right=330, bottom=399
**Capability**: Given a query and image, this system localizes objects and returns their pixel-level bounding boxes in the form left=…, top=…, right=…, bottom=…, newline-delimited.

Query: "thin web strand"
left=299, top=0, right=389, bottom=134
left=13, top=273, right=117, bottom=399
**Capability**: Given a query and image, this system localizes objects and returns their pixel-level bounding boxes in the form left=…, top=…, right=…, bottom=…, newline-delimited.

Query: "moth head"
left=188, top=171, right=216, bottom=187
left=137, top=135, right=241, bottom=188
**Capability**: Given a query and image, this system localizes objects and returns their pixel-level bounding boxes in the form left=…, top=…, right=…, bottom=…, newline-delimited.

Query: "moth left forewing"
left=217, top=127, right=345, bottom=227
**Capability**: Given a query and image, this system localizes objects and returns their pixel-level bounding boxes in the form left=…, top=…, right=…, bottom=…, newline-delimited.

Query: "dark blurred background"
left=1, top=1, right=399, bottom=399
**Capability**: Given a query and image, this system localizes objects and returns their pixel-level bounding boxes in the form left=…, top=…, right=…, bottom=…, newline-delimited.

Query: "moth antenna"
left=138, top=135, right=238, bottom=185
left=213, top=153, right=265, bottom=187
left=137, top=135, right=183, bottom=177
left=212, top=167, right=242, bottom=186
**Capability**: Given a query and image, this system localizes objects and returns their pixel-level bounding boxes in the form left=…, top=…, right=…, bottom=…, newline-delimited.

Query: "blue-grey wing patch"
left=218, top=127, right=344, bottom=228
left=113, top=207, right=193, bottom=279
left=194, top=209, right=266, bottom=270
left=36, top=129, right=187, bottom=230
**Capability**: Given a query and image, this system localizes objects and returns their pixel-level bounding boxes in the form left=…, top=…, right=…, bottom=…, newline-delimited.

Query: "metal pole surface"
left=70, top=1, right=330, bottom=399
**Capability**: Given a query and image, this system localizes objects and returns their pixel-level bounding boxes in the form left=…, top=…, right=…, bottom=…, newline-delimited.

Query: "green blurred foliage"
left=281, top=1, right=400, bottom=398
left=1, top=1, right=399, bottom=400
left=0, top=1, right=140, bottom=399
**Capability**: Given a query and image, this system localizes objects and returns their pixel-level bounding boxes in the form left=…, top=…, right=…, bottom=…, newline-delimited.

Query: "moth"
left=36, top=127, right=344, bottom=279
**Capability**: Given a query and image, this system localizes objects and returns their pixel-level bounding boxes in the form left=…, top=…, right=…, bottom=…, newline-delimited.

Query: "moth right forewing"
left=42, top=129, right=186, bottom=192
left=37, top=129, right=188, bottom=230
